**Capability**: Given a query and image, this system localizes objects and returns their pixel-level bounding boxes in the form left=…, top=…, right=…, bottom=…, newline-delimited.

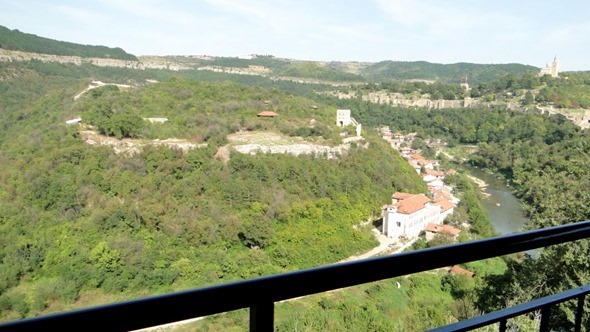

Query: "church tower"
left=538, top=56, right=559, bottom=78
left=550, top=56, right=559, bottom=78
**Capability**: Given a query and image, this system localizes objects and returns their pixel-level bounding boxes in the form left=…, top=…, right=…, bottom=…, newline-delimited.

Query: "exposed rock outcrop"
left=228, top=131, right=368, bottom=159
left=196, top=65, right=271, bottom=75
left=231, top=138, right=367, bottom=159
left=325, top=90, right=480, bottom=109
left=80, top=130, right=206, bottom=157
left=0, top=48, right=191, bottom=71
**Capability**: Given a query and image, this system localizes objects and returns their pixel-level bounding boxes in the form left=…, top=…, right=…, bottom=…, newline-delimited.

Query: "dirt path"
left=340, top=229, right=417, bottom=262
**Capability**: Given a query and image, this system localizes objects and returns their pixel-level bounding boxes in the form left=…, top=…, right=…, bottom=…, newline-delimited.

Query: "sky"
left=1, top=0, right=589, bottom=71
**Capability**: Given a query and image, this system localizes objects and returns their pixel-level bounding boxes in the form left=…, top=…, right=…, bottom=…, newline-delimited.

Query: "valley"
left=0, top=24, right=589, bottom=331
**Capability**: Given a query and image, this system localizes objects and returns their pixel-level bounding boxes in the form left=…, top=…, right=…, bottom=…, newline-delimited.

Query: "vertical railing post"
left=574, top=294, right=586, bottom=332
left=250, top=301, right=274, bottom=332
left=539, top=306, right=551, bottom=332
left=499, top=319, right=507, bottom=332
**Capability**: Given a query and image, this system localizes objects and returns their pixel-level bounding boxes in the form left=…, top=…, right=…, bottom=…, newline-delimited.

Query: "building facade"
left=382, top=192, right=454, bottom=239
left=336, top=109, right=352, bottom=127
left=538, top=56, right=559, bottom=78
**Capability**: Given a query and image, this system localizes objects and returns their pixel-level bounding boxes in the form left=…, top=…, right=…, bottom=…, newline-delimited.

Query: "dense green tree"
left=0, top=25, right=137, bottom=60
left=523, top=90, right=534, bottom=105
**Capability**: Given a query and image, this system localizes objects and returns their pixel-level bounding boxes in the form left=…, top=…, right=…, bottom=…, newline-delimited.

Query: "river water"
left=465, top=167, right=530, bottom=235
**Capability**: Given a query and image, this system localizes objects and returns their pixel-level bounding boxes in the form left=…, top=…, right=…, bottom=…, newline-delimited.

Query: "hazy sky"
left=1, top=0, right=589, bottom=70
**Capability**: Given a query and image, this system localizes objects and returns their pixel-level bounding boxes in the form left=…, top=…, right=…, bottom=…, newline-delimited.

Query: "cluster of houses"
left=380, top=126, right=462, bottom=242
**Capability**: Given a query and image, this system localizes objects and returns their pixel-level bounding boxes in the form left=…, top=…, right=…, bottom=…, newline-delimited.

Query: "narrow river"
left=465, top=166, right=530, bottom=235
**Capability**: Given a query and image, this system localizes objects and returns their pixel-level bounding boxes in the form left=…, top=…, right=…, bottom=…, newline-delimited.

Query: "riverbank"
left=466, top=174, right=491, bottom=197
left=466, top=174, right=487, bottom=188
left=463, top=166, right=529, bottom=235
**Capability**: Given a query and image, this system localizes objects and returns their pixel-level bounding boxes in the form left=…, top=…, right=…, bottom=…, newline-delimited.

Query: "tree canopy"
left=0, top=25, right=137, bottom=60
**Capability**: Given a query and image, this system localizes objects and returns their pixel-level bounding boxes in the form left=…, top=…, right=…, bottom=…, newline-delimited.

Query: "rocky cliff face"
left=323, top=90, right=478, bottom=109
left=196, top=65, right=271, bottom=75
left=80, top=130, right=207, bottom=157
left=232, top=141, right=358, bottom=159
left=0, top=48, right=191, bottom=71
left=227, top=131, right=368, bottom=159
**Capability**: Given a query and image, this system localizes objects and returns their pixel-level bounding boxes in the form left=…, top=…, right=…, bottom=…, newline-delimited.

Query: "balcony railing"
left=0, top=220, right=589, bottom=332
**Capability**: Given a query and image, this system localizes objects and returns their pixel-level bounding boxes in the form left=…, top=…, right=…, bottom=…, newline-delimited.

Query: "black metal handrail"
left=429, top=284, right=590, bottom=332
left=0, top=220, right=589, bottom=332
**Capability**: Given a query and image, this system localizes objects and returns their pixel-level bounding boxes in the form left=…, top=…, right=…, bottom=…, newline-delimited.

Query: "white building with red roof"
left=434, top=198, right=455, bottom=221
left=382, top=192, right=455, bottom=239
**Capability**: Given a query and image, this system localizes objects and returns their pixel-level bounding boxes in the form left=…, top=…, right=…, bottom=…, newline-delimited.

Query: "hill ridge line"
left=0, top=48, right=190, bottom=71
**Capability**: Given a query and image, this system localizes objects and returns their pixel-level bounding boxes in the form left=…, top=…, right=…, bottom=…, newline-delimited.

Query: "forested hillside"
left=362, top=60, right=538, bottom=84
left=534, top=71, right=590, bottom=108
left=188, top=81, right=590, bottom=330
left=183, top=92, right=583, bottom=331
left=0, top=61, right=427, bottom=320
left=75, top=78, right=342, bottom=142
left=201, top=56, right=366, bottom=82
left=0, top=25, right=137, bottom=60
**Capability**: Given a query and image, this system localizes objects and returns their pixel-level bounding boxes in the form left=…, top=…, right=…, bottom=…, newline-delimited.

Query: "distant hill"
left=153, top=55, right=540, bottom=85
left=0, top=25, right=543, bottom=84
left=187, top=55, right=367, bottom=82
left=192, top=56, right=539, bottom=84
left=361, top=60, right=539, bottom=84
left=0, top=25, right=137, bottom=61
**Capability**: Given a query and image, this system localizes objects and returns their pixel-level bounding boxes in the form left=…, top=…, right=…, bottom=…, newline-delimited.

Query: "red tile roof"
left=425, top=223, right=461, bottom=236
left=434, top=199, right=454, bottom=212
left=424, top=223, right=440, bottom=232
left=392, top=192, right=414, bottom=200
left=426, top=169, right=445, bottom=177
left=408, top=153, right=425, bottom=162
left=395, top=194, right=431, bottom=214
left=257, top=111, right=278, bottom=117
left=450, top=265, right=474, bottom=278
left=432, top=189, right=453, bottom=201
